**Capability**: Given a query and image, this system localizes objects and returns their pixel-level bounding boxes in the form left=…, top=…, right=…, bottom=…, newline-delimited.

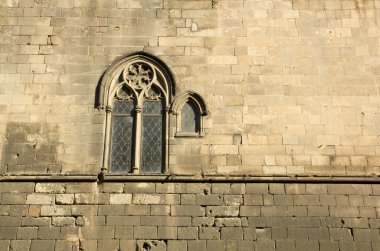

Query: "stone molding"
left=1, top=174, right=379, bottom=184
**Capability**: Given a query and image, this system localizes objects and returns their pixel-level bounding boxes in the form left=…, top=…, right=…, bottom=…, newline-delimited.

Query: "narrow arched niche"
left=171, top=90, right=208, bottom=137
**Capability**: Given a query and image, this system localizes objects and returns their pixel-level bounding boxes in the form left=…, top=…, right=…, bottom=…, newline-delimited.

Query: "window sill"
left=174, top=132, right=203, bottom=138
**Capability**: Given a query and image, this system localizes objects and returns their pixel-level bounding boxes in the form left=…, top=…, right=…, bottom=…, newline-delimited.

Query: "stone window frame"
left=171, top=90, right=208, bottom=137
left=97, top=52, right=175, bottom=174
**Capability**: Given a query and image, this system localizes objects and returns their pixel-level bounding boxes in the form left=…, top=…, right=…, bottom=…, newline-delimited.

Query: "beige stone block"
left=293, top=155, right=311, bottom=166
left=217, top=165, right=239, bottom=174
left=293, top=0, right=309, bottom=9
left=109, top=194, right=132, bottom=205
left=18, top=17, right=51, bottom=26
left=40, top=206, right=70, bottom=216
left=282, top=9, right=300, bottom=18
left=133, top=194, right=179, bottom=205
left=56, top=194, right=74, bottom=205
left=311, top=156, right=330, bottom=166
left=159, top=37, right=204, bottom=47
left=286, top=166, right=305, bottom=174
left=267, top=135, right=282, bottom=145
left=210, top=145, right=238, bottom=155
left=359, top=136, right=378, bottom=146
left=350, top=156, right=367, bottom=167
left=11, top=94, right=33, bottom=105
left=242, top=155, right=265, bottom=165
left=283, top=135, right=298, bottom=145
left=248, top=135, right=267, bottom=145
left=317, top=135, right=340, bottom=145
left=263, top=166, right=286, bottom=174
left=0, top=94, right=13, bottom=104
left=241, top=145, right=285, bottom=155
left=26, top=194, right=54, bottom=205
left=344, top=126, right=362, bottom=135
left=335, top=146, right=355, bottom=155
left=341, top=1, right=355, bottom=9
left=224, top=96, right=243, bottom=106
left=243, top=114, right=262, bottom=124
left=331, top=156, right=351, bottom=166
left=265, top=155, right=276, bottom=166
left=243, top=96, right=261, bottom=106
left=275, top=155, right=293, bottom=166
left=35, top=183, right=65, bottom=193
left=238, top=165, right=263, bottom=174
left=211, top=155, right=226, bottom=166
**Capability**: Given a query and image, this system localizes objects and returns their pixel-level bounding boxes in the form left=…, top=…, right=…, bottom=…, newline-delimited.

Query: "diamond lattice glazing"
left=181, top=102, right=198, bottom=133
left=110, top=100, right=134, bottom=172
left=141, top=101, right=163, bottom=173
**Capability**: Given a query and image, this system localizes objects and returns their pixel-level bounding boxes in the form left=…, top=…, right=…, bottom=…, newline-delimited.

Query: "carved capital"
left=105, top=106, right=112, bottom=113
left=135, top=105, right=142, bottom=113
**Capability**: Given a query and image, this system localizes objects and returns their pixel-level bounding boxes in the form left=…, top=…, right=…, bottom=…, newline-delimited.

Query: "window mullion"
left=133, top=105, right=142, bottom=173
left=103, top=106, right=112, bottom=171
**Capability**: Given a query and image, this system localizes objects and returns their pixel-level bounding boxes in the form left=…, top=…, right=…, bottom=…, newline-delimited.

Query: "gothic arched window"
left=181, top=101, right=199, bottom=134
left=171, top=90, right=208, bottom=137
left=97, top=53, right=175, bottom=173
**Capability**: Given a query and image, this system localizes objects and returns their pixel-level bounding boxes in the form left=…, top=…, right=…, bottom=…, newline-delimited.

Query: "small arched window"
left=97, top=53, right=175, bottom=173
left=181, top=102, right=200, bottom=134
left=172, top=90, right=208, bottom=137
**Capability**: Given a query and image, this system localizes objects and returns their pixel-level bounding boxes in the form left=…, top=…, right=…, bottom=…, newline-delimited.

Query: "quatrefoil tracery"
left=123, top=62, right=154, bottom=90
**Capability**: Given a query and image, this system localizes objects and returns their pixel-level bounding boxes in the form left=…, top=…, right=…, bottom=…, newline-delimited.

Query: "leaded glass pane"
left=113, top=99, right=134, bottom=114
left=181, top=102, right=199, bottom=133
left=141, top=101, right=163, bottom=173
left=110, top=100, right=134, bottom=173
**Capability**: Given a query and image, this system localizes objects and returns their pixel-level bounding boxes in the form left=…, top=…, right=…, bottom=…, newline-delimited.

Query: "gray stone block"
left=134, top=226, right=157, bottom=239
left=10, top=240, right=30, bottom=251
left=30, top=240, right=54, bottom=251
left=16, top=227, right=38, bottom=239
left=178, top=227, right=198, bottom=240
left=221, top=227, right=243, bottom=240
left=98, top=240, right=119, bottom=251
left=167, top=240, right=187, bottom=251
left=187, top=240, right=206, bottom=251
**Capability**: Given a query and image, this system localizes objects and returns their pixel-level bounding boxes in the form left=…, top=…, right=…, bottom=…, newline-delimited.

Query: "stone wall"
left=1, top=0, right=380, bottom=175
left=1, top=1, right=380, bottom=249
left=0, top=181, right=379, bottom=250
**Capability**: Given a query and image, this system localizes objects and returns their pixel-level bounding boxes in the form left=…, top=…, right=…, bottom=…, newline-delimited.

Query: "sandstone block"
left=110, top=194, right=132, bottom=204
left=30, top=240, right=54, bottom=251
left=171, top=205, right=205, bottom=216
left=35, top=183, right=65, bottom=193
left=221, top=227, right=243, bottom=240
left=26, top=194, right=54, bottom=205
left=206, top=206, right=239, bottom=217
left=40, top=205, right=70, bottom=216
left=55, top=194, right=74, bottom=205
left=134, top=226, right=157, bottom=239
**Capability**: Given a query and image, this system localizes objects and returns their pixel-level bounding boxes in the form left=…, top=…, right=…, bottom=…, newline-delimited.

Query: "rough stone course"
left=0, top=182, right=378, bottom=250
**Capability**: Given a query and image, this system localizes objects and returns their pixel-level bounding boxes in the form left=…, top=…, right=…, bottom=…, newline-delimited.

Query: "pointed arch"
left=98, top=52, right=176, bottom=173
left=96, top=52, right=176, bottom=111
left=171, top=90, right=208, bottom=137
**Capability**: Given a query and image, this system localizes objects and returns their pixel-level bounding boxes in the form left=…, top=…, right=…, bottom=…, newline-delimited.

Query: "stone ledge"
left=0, top=174, right=379, bottom=184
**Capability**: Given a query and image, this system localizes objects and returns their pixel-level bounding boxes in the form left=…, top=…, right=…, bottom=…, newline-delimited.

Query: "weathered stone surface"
left=109, top=194, right=132, bottom=205
left=35, top=183, right=65, bottom=193
left=26, top=194, right=54, bottom=205
left=55, top=194, right=74, bottom=205
left=0, top=181, right=377, bottom=249
left=1, top=0, right=380, bottom=248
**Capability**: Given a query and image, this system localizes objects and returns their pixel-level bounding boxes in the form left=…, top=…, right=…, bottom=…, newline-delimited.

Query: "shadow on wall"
left=1, top=122, right=61, bottom=174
